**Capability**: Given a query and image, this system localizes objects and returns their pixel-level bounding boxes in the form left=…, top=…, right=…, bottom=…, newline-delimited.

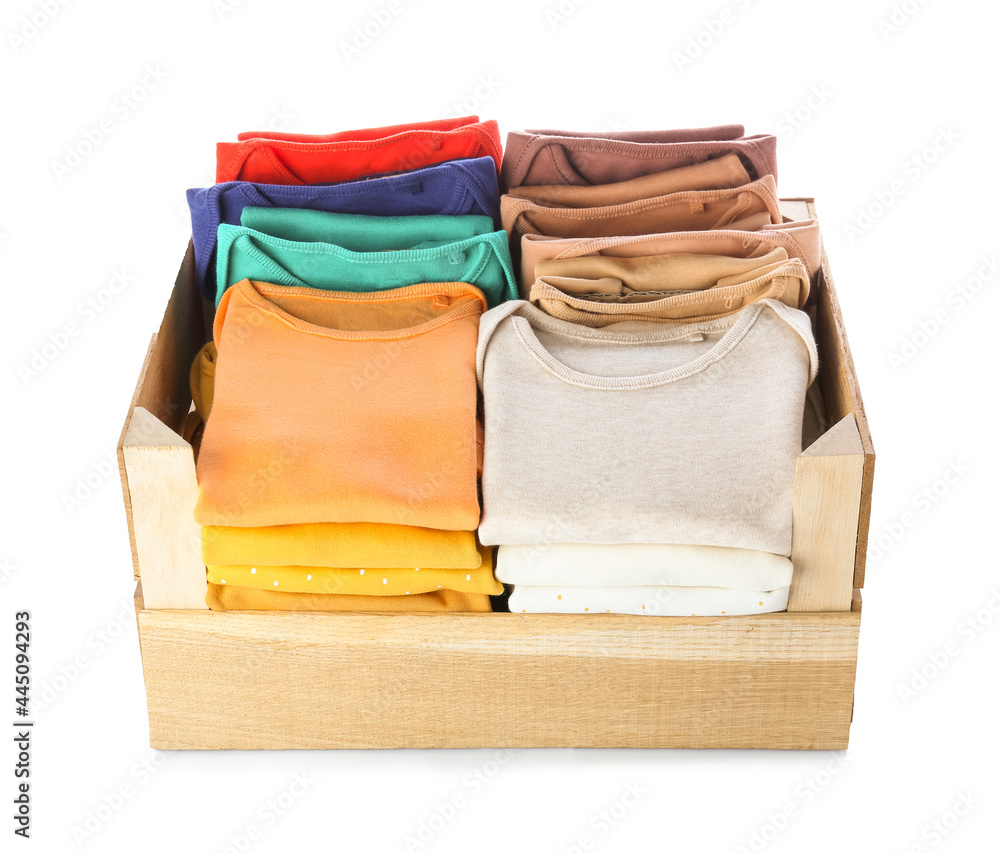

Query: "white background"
left=2, top=0, right=998, bottom=849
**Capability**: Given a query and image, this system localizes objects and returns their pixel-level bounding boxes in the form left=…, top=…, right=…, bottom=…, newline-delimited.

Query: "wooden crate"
left=118, top=199, right=874, bottom=750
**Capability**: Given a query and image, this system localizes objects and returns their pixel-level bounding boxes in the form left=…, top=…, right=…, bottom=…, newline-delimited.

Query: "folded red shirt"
left=217, top=116, right=502, bottom=184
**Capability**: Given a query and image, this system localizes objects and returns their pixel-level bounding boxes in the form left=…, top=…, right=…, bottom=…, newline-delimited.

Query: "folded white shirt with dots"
left=507, top=584, right=790, bottom=616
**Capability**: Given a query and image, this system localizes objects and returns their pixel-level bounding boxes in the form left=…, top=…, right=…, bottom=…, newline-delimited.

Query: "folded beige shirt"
left=502, top=176, right=782, bottom=248
left=528, top=250, right=810, bottom=326
left=518, top=219, right=822, bottom=294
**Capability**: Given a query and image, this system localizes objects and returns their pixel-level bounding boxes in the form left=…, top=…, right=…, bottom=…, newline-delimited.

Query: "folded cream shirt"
left=476, top=300, right=818, bottom=554
left=495, top=542, right=792, bottom=590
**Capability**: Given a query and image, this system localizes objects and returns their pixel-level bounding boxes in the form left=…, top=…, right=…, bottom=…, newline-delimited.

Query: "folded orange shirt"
left=205, top=584, right=493, bottom=612
left=195, top=280, right=485, bottom=530
left=217, top=116, right=502, bottom=184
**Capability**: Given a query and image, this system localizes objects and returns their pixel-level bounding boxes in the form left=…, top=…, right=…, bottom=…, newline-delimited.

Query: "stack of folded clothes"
left=481, top=125, right=822, bottom=615
left=182, top=118, right=830, bottom=619
left=187, top=117, right=512, bottom=612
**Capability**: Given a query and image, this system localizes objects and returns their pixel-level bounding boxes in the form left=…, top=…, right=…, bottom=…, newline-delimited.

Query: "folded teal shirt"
left=241, top=209, right=494, bottom=250
left=215, top=225, right=517, bottom=308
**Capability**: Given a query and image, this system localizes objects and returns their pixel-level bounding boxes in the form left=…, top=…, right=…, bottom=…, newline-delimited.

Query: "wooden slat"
left=117, top=334, right=158, bottom=579
left=851, top=588, right=862, bottom=613
left=122, top=408, right=206, bottom=610
left=787, top=415, right=865, bottom=612
left=806, top=200, right=875, bottom=590
left=117, top=242, right=208, bottom=581
left=778, top=198, right=812, bottom=222
left=138, top=609, right=860, bottom=750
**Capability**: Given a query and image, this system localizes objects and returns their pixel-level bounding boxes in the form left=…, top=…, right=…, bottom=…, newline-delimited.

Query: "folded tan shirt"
left=529, top=252, right=810, bottom=326
left=518, top=219, right=822, bottom=294
left=502, top=176, right=782, bottom=249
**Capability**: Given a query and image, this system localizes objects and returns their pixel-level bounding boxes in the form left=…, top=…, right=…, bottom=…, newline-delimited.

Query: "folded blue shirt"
left=187, top=156, right=501, bottom=301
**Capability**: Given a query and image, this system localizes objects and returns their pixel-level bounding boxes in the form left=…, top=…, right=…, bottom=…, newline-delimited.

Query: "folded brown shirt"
left=503, top=176, right=782, bottom=248
left=506, top=154, right=750, bottom=208
left=501, top=125, right=777, bottom=192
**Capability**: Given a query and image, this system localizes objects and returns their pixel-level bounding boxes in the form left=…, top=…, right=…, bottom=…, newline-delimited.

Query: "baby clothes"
left=506, top=154, right=750, bottom=207
left=517, top=220, right=823, bottom=291
left=507, top=585, right=790, bottom=616
left=206, top=545, right=502, bottom=596
left=196, top=281, right=485, bottom=530
left=215, top=225, right=517, bottom=308
left=241, top=209, right=494, bottom=248
left=495, top=542, right=792, bottom=589
left=529, top=255, right=810, bottom=326
left=189, top=341, right=217, bottom=422
left=476, top=299, right=818, bottom=555
left=188, top=156, right=501, bottom=299
left=205, top=584, right=494, bottom=612
left=201, top=522, right=483, bottom=569
left=501, top=125, right=777, bottom=191
left=217, top=116, right=502, bottom=183
left=502, top=176, right=783, bottom=244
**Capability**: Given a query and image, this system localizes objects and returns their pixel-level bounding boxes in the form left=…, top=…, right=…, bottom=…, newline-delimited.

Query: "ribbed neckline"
left=231, top=225, right=505, bottom=264
left=531, top=257, right=806, bottom=311
left=227, top=279, right=485, bottom=341
left=507, top=302, right=763, bottom=390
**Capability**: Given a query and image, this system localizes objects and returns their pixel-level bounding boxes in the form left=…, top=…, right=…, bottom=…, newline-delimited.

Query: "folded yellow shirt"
left=207, top=546, right=501, bottom=595
left=201, top=522, right=483, bottom=569
left=190, top=341, right=217, bottom=422
left=205, top=584, right=493, bottom=612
